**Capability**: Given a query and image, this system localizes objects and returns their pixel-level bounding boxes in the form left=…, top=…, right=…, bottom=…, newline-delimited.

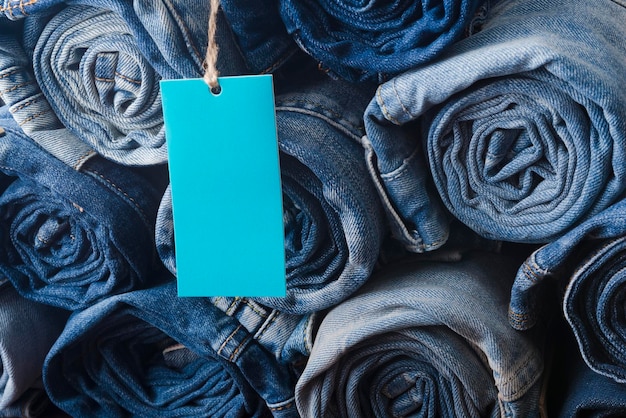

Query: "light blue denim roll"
left=296, top=251, right=546, bottom=417
left=0, top=105, right=166, bottom=310
left=509, top=197, right=626, bottom=383
left=4, top=0, right=249, bottom=166
left=43, top=279, right=310, bottom=417
left=279, top=0, right=488, bottom=83
left=364, top=0, right=626, bottom=246
left=0, top=280, right=68, bottom=412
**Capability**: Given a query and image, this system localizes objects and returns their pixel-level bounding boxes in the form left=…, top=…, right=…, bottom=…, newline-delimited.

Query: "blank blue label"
left=160, top=75, right=286, bottom=297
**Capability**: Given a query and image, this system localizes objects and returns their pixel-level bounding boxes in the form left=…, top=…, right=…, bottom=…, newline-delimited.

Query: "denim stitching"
left=0, top=0, right=36, bottom=15
left=269, top=400, right=295, bottom=412
left=217, top=324, right=242, bottom=357
left=228, top=334, right=251, bottom=362
left=275, top=99, right=362, bottom=134
left=243, top=300, right=268, bottom=318
left=18, top=109, right=49, bottom=126
left=225, top=297, right=239, bottom=316
left=255, top=310, right=278, bottom=341
left=73, top=151, right=97, bottom=171
left=391, top=78, right=416, bottom=120
left=0, top=68, right=20, bottom=79
left=10, top=97, right=40, bottom=112
left=376, top=86, right=400, bottom=125
left=88, top=169, right=149, bottom=224
left=1, top=80, right=34, bottom=95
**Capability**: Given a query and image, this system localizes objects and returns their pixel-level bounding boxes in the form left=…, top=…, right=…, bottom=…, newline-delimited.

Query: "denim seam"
left=217, top=324, right=242, bottom=357
left=0, top=68, right=20, bottom=79
left=376, top=86, right=400, bottom=125
left=10, top=96, right=40, bottom=112
left=95, top=72, right=142, bottom=85
left=275, top=105, right=362, bottom=145
left=275, top=99, right=363, bottom=137
left=1, top=80, right=34, bottom=95
left=379, top=145, right=420, bottom=180
left=18, top=109, right=49, bottom=127
left=269, top=399, right=296, bottom=412
left=498, top=350, right=542, bottom=401
left=391, top=78, right=416, bottom=120
left=162, top=0, right=204, bottom=66
left=73, top=151, right=97, bottom=171
left=254, top=310, right=278, bottom=342
left=243, top=300, right=268, bottom=318
left=262, top=47, right=299, bottom=74
left=225, top=297, right=239, bottom=316
left=87, top=169, right=150, bottom=225
left=0, top=0, right=36, bottom=16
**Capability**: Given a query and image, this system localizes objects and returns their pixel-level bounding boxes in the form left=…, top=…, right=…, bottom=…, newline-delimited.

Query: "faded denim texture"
left=364, top=0, right=626, bottom=247
left=42, top=280, right=309, bottom=417
left=296, top=251, right=546, bottom=417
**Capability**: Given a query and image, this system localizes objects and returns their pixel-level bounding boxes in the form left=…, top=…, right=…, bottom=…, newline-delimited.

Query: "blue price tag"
left=160, top=75, right=286, bottom=297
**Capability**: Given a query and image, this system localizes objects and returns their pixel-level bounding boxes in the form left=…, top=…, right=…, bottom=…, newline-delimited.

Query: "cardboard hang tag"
left=160, top=75, right=286, bottom=297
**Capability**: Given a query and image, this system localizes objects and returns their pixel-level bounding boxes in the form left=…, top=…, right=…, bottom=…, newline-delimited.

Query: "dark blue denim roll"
left=42, top=280, right=306, bottom=417
left=509, top=197, right=626, bottom=383
left=279, top=0, right=486, bottom=83
left=0, top=106, right=165, bottom=310
left=364, top=0, right=626, bottom=247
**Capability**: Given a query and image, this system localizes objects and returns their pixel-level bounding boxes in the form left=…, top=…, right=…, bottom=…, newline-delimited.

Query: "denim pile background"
left=0, top=0, right=626, bottom=416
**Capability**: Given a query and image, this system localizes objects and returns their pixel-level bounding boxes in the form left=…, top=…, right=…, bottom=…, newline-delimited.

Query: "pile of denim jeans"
left=1, top=0, right=625, bottom=416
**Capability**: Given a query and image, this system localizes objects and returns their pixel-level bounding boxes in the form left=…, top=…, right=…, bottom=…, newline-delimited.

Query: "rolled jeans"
left=3, top=0, right=249, bottom=166
left=0, top=280, right=68, bottom=411
left=296, top=250, right=546, bottom=417
left=363, top=0, right=626, bottom=246
left=509, top=197, right=626, bottom=383
left=156, top=63, right=387, bottom=314
left=547, top=318, right=626, bottom=417
left=43, top=279, right=311, bottom=417
left=0, top=105, right=165, bottom=310
left=279, top=0, right=487, bottom=83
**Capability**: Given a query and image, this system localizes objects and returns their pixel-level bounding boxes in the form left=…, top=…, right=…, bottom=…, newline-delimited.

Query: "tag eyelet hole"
left=210, top=84, right=222, bottom=96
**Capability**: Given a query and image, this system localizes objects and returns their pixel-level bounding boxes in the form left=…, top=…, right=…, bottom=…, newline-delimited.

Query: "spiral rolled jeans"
left=363, top=0, right=626, bottom=246
left=42, top=280, right=310, bottom=417
left=0, top=106, right=164, bottom=310
left=278, top=0, right=487, bottom=83
left=2, top=0, right=249, bottom=166
left=509, top=197, right=626, bottom=384
left=296, top=251, right=545, bottom=417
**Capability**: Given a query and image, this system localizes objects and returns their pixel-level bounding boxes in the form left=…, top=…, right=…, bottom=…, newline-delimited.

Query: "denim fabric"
left=364, top=0, right=626, bottom=245
left=0, top=280, right=68, bottom=410
left=156, top=64, right=386, bottom=314
left=0, top=105, right=165, bottom=310
left=219, top=0, right=299, bottom=74
left=548, top=319, right=626, bottom=417
left=0, top=388, right=53, bottom=418
left=508, top=197, right=626, bottom=382
left=1, top=0, right=250, bottom=166
left=43, top=280, right=309, bottom=417
left=279, top=0, right=487, bottom=83
left=0, top=29, right=98, bottom=169
left=296, top=251, right=546, bottom=417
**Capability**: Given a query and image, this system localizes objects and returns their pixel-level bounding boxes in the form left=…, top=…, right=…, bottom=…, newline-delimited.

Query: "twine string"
left=203, top=0, right=221, bottom=94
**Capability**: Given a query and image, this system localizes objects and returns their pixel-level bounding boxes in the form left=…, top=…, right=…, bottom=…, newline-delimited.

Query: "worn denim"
left=548, top=319, right=626, bottom=417
left=296, top=250, right=546, bottom=417
left=43, top=279, right=310, bottom=417
left=0, top=105, right=165, bottom=310
left=0, top=0, right=250, bottom=166
left=508, top=197, right=626, bottom=383
left=0, top=280, right=68, bottom=411
left=279, top=0, right=487, bottom=83
left=364, top=0, right=626, bottom=246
